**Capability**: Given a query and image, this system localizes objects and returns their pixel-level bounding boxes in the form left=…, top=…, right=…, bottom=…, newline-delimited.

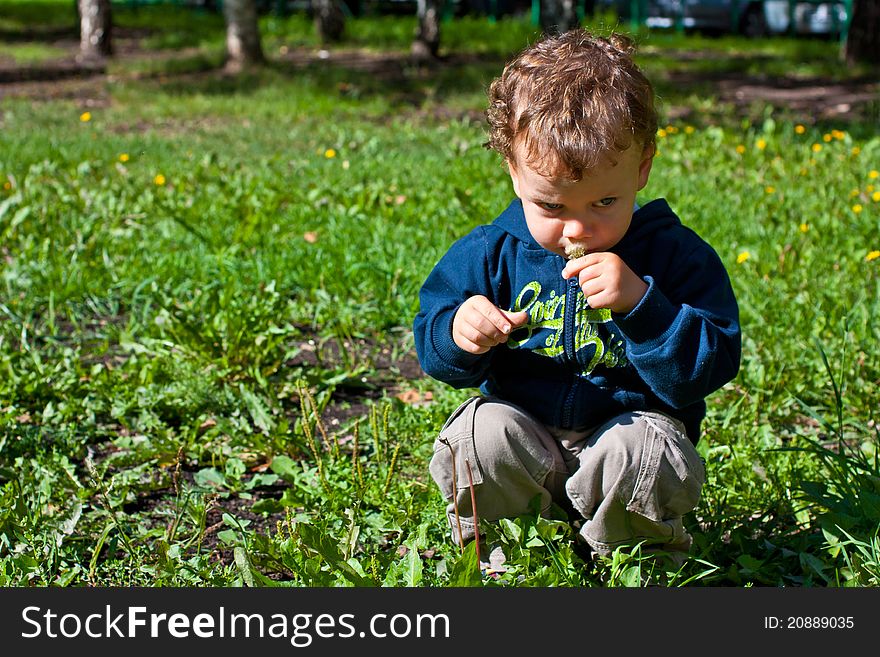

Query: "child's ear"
left=636, top=146, right=655, bottom=191
left=508, top=160, right=522, bottom=198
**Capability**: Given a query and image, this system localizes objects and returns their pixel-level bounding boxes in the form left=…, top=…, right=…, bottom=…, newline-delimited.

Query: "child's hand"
left=562, top=252, right=648, bottom=314
left=452, top=295, right=529, bottom=355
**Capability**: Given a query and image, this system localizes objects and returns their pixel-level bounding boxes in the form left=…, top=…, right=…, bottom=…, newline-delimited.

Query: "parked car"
left=597, top=1, right=848, bottom=37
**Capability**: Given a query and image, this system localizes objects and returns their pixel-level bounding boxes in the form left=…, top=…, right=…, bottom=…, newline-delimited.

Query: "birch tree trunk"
left=843, top=0, right=880, bottom=66
left=539, top=0, right=578, bottom=35
left=412, top=0, right=440, bottom=59
left=313, top=0, right=346, bottom=44
left=77, top=0, right=112, bottom=63
left=223, top=0, right=264, bottom=72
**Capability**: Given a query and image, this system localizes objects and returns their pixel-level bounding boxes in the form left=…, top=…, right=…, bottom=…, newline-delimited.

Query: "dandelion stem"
left=465, top=458, right=480, bottom=568
left=439, top=438, right=465, bottom=554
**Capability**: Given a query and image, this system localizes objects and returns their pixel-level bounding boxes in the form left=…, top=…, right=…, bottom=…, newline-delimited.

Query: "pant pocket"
left=429, top=396, right=485, bottom=499
left=625, top=413, right=705, bottom=522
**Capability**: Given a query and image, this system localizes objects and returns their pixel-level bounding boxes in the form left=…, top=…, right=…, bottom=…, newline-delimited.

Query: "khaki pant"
left=428, top=397, right=705, bottom=556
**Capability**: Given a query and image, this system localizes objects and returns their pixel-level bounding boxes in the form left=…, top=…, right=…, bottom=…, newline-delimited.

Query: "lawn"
left=1, top=2, right=879, bottom=587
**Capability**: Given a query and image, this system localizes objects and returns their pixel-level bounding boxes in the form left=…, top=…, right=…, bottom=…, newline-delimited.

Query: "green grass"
left=1, top=5, right=880, bottom=587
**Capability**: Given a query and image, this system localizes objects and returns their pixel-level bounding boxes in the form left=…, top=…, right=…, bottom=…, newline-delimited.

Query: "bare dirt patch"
left=3, top=28, right=877, bottom=124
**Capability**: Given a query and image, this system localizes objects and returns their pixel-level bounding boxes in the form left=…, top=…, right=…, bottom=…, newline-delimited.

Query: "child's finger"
left=561, top=252, right=600, bottom=280
left=502, top=309, right=529, bottom=328
left=577, top=263, right=603, bottom=287
left=472, top=296, right=519, bottom=337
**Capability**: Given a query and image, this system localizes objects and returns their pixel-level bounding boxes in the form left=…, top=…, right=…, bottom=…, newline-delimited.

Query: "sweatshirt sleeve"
left=612, top=243, right=741, bottom=409
left=412, top=228, right=497, bottom=389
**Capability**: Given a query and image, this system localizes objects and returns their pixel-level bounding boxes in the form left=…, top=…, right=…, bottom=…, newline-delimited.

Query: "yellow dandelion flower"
left=736, top=145, right=746, bottom=154
left=3, top=181, right=10, bottom=191
left=852, top=147, right=861, bottom=156
left=799, top=223, right=809, bottom=233
left=657, top=129, right=667, bottom=139
left=869, top=170, right=879, bottom=180
left=812, top=143, right=822, bottom=153
left=868, top=185, right=875, bottom=193
left=822, top=133, right=832, bottom=142
left=873, top=191, right=880, bottom=202
left=832, top=130, right=845, bottom=140
left=765, top=186, right=775, bottom=194
left=666, top=125, right=678, bottom=134
left=119, top=153, right=130, bottom=163
left=684, top=125, right=695, bottom=134
left=756, top=138, right=767, bottom=150
left=324, top=149, right=336, bottom=158
left=154, top=174, right=166, bottom=186
left=736, top=251, right=750, bottom=264
left=867, top=250, right=880, bottom=262
left=851, top=189, right=860, bottom=197
left=80, top=111, right=92, bottom=122
left=853, top=204, right=863, bottom=214
left=795, top=125, right=806, bottom=134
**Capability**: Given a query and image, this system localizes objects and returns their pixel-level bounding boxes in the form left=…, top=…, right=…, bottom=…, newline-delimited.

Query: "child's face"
left=508, top=143, right=654, bottom=258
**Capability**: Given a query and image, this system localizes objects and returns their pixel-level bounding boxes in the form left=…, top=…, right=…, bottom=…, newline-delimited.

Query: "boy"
left=412, top=30, right=741, bottom=561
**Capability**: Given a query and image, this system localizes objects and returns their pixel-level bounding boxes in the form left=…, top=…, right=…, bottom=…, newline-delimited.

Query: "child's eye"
left=539, top=202, right=563, bottom=211
left=595, top=197, right=616, bottom=207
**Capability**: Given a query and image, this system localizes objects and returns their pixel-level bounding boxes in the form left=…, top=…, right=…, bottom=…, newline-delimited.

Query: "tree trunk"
left=223, top=0, right=264, bottom=72
left=313, top=0, right=346, bottom=44
left=844, top=0, right=880, bottom=66
left=412, top=0, right=441, bottom=59
left=77, top=0, right=112, bottom=63
left=539, top=0, right=578, bottom=35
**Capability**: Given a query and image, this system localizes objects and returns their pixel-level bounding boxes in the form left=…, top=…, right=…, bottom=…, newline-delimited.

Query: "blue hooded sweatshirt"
left=413, top=197, right=741, bottom=443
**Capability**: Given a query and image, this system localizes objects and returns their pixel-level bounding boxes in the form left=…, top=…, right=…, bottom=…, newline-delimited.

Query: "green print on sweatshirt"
left=506, top=280, right=629, bottom=374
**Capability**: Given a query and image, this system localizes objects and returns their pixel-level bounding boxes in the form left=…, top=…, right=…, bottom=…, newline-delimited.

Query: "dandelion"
left=850, top=189, right=860, bottom=197
left=119, top=153, right=130, bottom=163
left=684, top=125, right=695, bottom=134
left=154, top=174, right=166, bottom=186
left=657, top=128, right=667, bottom=139
left=737, top=251, right=750, bottom=264
left=765, top=186, right=775, bottom=194
left=822, top=133, right=832, bottom=143
left=756, top=138, right=767, bottom=150
left=868, top=185, right=875, bottom=193
left=867, top=250, right=880, bottom=262
left=869, top=170, right=879, bottom=180
left=873, top=191, right=880, bottom=202
left=832, top=130, right=846, bottom=140
left=852, top=204, right=863, bottom=214
left=795, top=125, right=806, bottom=134
left=736, top=145, right=746, bottom=154
left=324, top=149, right=336, bottom=158
left=666, top=125, right=678, bottom=134
left=799, top=223, right=809, bottom=233
left=3, top=181, right=10, bottom=191
left=812, top=143, right=822, bottom=153
left=80, top=111, right=92, bottom=122
left=852, top=147, right=861, bottom=156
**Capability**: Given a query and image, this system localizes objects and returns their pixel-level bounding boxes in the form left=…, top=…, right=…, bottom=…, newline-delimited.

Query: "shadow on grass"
left=2, top=0, right=878, bottom=131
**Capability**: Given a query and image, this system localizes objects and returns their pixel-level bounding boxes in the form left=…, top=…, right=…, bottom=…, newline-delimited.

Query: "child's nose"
left=562, top=218, right=590, bottom=239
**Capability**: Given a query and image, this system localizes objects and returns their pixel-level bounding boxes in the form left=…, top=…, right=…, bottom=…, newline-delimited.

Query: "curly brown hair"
left=486, top=29, right=658, bottom=179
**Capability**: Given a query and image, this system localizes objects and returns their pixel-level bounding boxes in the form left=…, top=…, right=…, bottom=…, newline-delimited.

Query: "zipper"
left=563, top=277, right=579, bottom=362
left=561, top=277, right=581, bottom=428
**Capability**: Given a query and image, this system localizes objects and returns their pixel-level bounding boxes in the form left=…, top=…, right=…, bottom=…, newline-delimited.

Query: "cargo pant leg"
left=428, top=397, right=569, bottom=546
left=563, top=411, right=706, bottom=556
